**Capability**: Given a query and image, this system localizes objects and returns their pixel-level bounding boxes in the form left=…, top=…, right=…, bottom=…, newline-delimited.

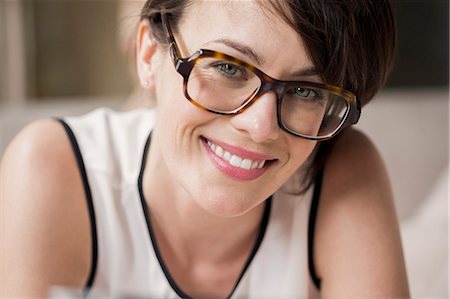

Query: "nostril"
left=229, top=93, right=280, bottom=143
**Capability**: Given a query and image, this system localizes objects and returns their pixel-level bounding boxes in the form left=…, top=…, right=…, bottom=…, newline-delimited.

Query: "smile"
left=201, top=136, right=275, bottom=181
left=206, top=139, right=266, bottom=170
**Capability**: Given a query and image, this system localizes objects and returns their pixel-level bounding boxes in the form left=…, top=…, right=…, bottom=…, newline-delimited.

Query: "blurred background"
left=0, top=0, right=448, bottom=297
left=0, top=1, right=448, bottom=102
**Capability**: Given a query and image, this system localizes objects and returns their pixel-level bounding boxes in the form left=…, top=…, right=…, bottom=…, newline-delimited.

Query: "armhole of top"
left=308, top=168, right=324, bottom=290
left=56, top=118, right=98, bottom=293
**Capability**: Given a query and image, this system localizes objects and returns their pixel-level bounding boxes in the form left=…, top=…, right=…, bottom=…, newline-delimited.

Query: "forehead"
left=178, top=0, right=314, bottom=76
left=181, top=0, right=295, bottom=46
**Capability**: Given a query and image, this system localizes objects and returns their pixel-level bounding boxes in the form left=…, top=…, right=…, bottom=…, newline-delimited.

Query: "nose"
left=229, top=92, right=280, bottom=143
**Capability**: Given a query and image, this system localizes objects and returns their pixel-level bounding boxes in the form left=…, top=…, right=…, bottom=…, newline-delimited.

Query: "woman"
left=1, top=0, right=409, bottom=298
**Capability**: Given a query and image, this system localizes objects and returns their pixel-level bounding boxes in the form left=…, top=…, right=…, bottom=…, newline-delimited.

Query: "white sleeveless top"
left=60, top=107, right=321, bottom=299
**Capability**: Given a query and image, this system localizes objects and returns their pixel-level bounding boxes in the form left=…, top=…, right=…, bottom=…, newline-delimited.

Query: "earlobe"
left=136, top=20, right=158, bottom=90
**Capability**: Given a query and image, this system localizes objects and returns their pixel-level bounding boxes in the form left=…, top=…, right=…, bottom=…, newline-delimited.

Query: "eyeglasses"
left=160, top=13, right=360, bottom=140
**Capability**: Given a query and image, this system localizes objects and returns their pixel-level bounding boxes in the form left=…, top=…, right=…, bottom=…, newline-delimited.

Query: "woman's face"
left=141, top=1, right=319, bottom=217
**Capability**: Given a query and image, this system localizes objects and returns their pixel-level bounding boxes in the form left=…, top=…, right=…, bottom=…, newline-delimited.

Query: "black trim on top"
left=57, top=119, right=98, bottom=294
left=137, top=132, right=272, bottom=299
left=308, top=168, right=324, bottom=290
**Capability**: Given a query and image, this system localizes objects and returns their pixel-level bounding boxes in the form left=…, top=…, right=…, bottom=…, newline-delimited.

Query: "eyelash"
left=211, top=62, right=248, bottom=80
left=286, top=87, right=326, bottom=105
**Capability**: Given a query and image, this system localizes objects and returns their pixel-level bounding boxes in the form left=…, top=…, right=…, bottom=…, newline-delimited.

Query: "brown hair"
left=140, top=0, right=396, bottom=191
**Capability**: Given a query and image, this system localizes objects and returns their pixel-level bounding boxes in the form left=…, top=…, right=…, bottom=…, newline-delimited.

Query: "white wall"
left=357, top=89, right=449, bottom=219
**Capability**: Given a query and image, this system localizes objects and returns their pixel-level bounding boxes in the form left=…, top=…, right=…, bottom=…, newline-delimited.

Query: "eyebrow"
left=291, top=66, right=321, bottom=78
left=209, top=38, right=321, bottom=79
left=211, top=38, right=265, bottom=66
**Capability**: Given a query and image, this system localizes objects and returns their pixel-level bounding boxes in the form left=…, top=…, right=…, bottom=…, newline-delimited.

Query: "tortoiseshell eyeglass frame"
left=159, top=13, right=360, bottom=140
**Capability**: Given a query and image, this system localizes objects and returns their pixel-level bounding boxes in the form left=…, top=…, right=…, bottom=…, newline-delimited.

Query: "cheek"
left=154, top=60, right=214, bottom=126
left=157, top=77, right=222, bottom=136
left=157, top=92, right=215, bottom=139
left=281, top=139, right=317, bottom=178
left=154, top=71, right=219, bottom=165
left=294, top=140, right=317, bottom=162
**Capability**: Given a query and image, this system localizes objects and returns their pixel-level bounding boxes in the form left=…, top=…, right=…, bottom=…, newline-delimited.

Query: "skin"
left=0, top=120, right=91, bottom=297
left=0, top=1, right=409, bottom=298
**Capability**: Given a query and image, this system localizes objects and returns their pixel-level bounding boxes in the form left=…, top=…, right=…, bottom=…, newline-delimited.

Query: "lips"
left=201, top=136, right=276, bottom=180
left=206, top=139, right=266, bottom=170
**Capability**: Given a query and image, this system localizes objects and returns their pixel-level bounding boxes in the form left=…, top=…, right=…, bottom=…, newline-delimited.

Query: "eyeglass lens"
left=186, top=56, right=349, bottom=138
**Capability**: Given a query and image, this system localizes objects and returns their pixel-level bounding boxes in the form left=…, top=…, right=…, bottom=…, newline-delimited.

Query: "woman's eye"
left=212, top=62, right=248, bottom=80
left=219, top=63, right=238, bottom=75
left=294, top=87, right=318, bottom=98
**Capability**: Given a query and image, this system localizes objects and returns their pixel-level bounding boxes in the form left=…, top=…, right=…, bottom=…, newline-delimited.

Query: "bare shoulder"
left=0, top=119, right=91, bottom=297
left=323, top=128, right=391, bottom=195
left=314, top=128, right=409, bottom=298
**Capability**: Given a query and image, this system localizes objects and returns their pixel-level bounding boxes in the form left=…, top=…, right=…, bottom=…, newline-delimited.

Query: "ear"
left=136, top=20, right=158, bottom=91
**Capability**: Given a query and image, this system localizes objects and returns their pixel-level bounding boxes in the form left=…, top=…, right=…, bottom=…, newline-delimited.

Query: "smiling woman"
left=0, top=0, right=409, bottom=298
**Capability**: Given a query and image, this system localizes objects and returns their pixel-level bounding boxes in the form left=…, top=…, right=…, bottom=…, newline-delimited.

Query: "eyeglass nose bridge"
left=232, top=79, right=285, bottom=115
left=256, top=79, right=287, bottom=104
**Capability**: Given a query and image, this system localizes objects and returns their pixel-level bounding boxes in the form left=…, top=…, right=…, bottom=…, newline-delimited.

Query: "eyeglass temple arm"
left=161, top=12, right=182, bottom=66
left=349, top=99, right=361, bottom=125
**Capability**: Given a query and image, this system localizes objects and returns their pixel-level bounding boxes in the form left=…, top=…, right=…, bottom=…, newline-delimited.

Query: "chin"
left=195, top=191, right=257, bottom=218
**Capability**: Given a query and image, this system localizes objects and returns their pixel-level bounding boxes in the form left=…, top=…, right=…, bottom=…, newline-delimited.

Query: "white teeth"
left=223, top=151, right=232, bottom=162
left=205, top=138, right=268, bottom=170
left=229, top=155, right=242, bottom=167
left=214, top=145, right=224, bottom=158
left=241, top=159, right=252, bottom=170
